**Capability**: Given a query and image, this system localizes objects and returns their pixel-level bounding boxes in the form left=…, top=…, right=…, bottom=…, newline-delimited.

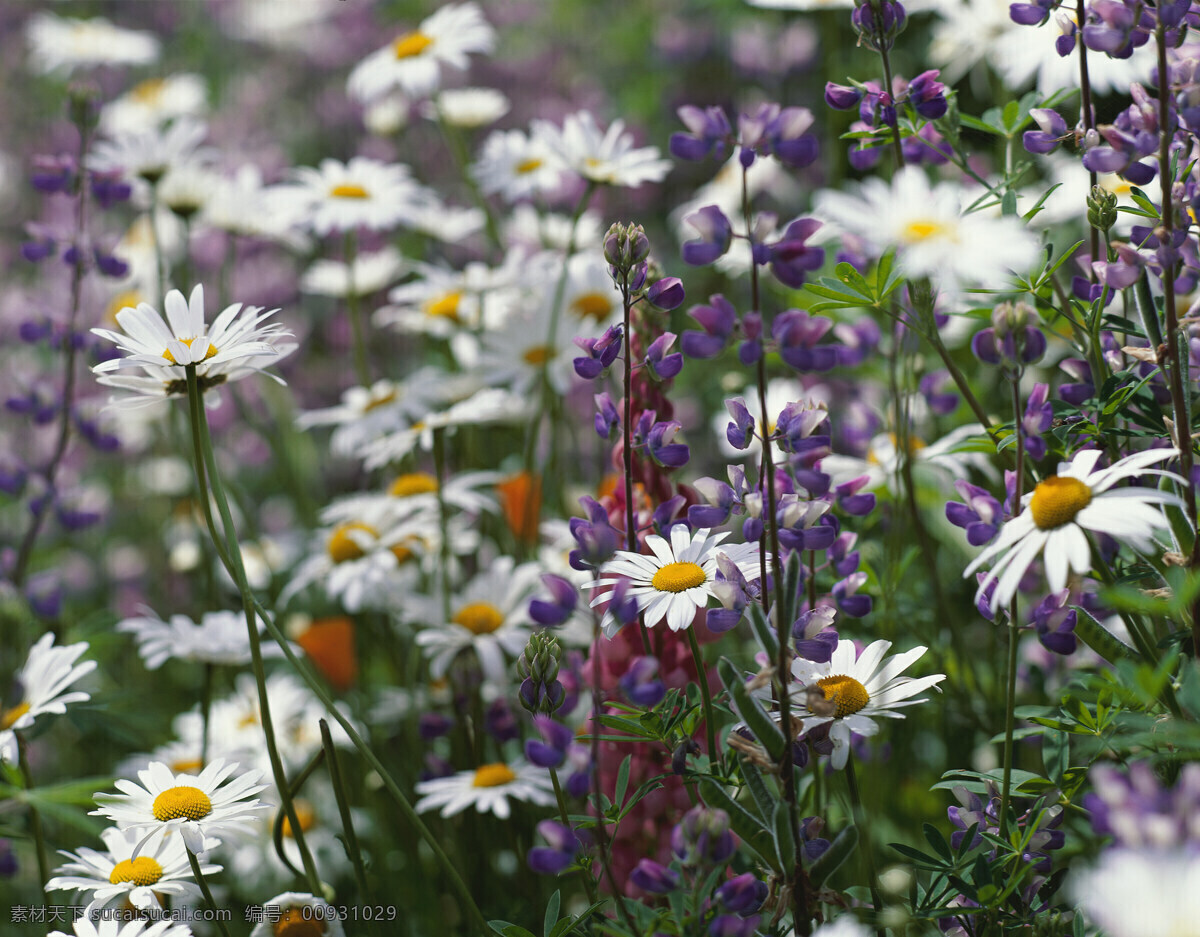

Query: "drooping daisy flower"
left=279, top=157, right=435, bottom=237
left=49, top=918, right=194, bottom=937
left=26, top=12, right=159, bottom=75
left=814, top=167, right=1040, bottom=300
left=964, top=448, right=1184, bottom=614
left=116, top=606, right=286, bottom=670
left=1072, top=847, right=1200, bottom=937
left=92, top=758, right=268, bottom=854
left=412, top=556, right=544, bottom=684
left=533, top=111, right=673, bottom=188
left=89, top=118, right=212, bottom=186
left=587, top=525, right=763, bottom=634
left=347, top=2, right=495, bottom=102
left=792, top=638, right=945, bottom=770
left=300, top=247, right=405, bottom=298
left=249, top=891, right=346, bottom=937
left=414, top=759, right=555, bottom=819
left=90, top=284, right=294, bottom=399
left=0, top=632, right=96, bottom=764
left=45, top=825, right=219, bottom=917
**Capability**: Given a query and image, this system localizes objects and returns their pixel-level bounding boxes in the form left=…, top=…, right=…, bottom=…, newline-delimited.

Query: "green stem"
left=686, top=627, right=721, bottom=775
left=201, top=662, right=214, bottom=767
left=549, top=767, right=600, bottom=907
left=620, top=273, right=654, bottom=657
left=435, top=110, right=503, bottom=253
left=187, top=849, right=233, bottom=937
left=998, top=377, right=1026, bottom=840
left=845, top=755, right=885, bottom=937
left=432, top=427, right=453, bottom=625
left=343, top=230, right=372, bottom=387
left=18, top=736, right=49, bottom=890
left=270, top=748, right=326, bottom=882
left=184, top=366, right=323, bottom=896
left=320, top=719, right=380, bottom=937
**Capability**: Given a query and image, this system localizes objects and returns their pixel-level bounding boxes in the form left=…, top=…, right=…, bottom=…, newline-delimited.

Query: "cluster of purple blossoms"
left=1084, top=762, right=1200, bottom=850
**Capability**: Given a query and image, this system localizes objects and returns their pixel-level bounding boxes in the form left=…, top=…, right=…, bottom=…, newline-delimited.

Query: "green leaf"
left=718, top=657, right=786, bottom=760
left=1002, top=99, right=1020, bottom=132
left=544, top=891, right=560, bottom=937
left=773, top=801, right=796, bottom=872
left=923, top=823, right=952, bottom=861
left=1023, top=183, right=1062, bottom=222
left=739, top=758, right=776, bottom=821
left=699, top=779, right=779, bottom=872
left=1042, top=729, right=1068, bottom=787
left=810, top=826, right=858, bottom=885
left=747, top=603, right=779, bottom=660
left=614, top=755, right=632, bottom=808
left=1001, top=189, right=1017, bottom=216
left=488, top=923, right=536, bottom=937
left=1073, top=606, right=1139, bottom=662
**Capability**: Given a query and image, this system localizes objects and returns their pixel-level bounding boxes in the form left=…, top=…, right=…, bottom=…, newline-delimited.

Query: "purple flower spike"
left=682, top=294, right=736, bottom=358
left=725, top=397, right=756, bottom=450
left=629, top=858, right=680, bottom=894
left=1021, top=382, right=1053, bottom=461
left=682, top=205, right=733, bottom=266
left=671, top=104, right=732, bottom=162
left=671, top=805, right=736, bottom=868
left=946, top=479, right=1002, bottom=546
left=593, top=391, right=620, bottom=440
left=644, top=332, right=684, bottom=380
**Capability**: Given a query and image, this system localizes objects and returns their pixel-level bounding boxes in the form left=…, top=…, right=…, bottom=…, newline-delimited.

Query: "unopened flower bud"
left=1087, top=185, right=1119, bottom=231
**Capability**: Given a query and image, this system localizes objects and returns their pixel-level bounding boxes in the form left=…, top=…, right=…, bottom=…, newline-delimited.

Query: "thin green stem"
left=18, top=736, right=49, bottom=890
left=271, top=748, right=326, bottom=882
left=998, top=377, right=1025, bottom=839
left=549, top=767, right=600, bottom=907
left=620, top=273, right=654, bottom=657
left=187, top=849, right=233, bottom=937
left=686, top=626, right=721, bottom=775
left=876, top=44, right=906, bottom=172
left=319, top=719, right=377, bottom=936
left=432, top=427, right=453, bottom=625
left=185, top=367, right=322, bottom=895
left=845, top=755, right=885, bottom=937
left=434, top=110, right=503, bottom=253
left=201, top=662, right=214, bottom=767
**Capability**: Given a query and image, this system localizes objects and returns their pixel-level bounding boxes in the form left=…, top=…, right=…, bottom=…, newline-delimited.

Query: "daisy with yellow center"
left=964, top=448, right=1184, bottom=614
left=282, top=156, right=433, bottom=237
left=0, top=632, right=95, bottom=765
left=46, top=825, right=220, bottom=918
left=588, top=524, right=763, bottom=634
left=249, top=892, right=347, bottom=937
left=414, top=758, right=555, bottom=819
left=792, top=639, right=945, bottom=770
left=92, top=758, right=267, bottom=854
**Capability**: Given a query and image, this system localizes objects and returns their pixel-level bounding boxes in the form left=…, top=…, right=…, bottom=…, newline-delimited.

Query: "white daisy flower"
left=0, top=632, right=96, bottom=764
left=792, top=638, right=946, bottom=770
left=405, top=197, right=487, bottom=245
left=278, top=157, right=435, bottom=237
left=322, top=469, right=500, bottom=526
left=534, top=110, right=672, bottom=188
left=204, top=165, right=304, bottom=243
left=587, top=525, right=763, bottom=634
left=413, top=556, right=543, bottom=684
left=115, top=606, right=286, bottom=670
left=814, top=167, right=1041, bottom=301
left=49, top=918, right=193, bottom=937
left=964, top=448, right=1184, bottom=614
left=472, top=128, right=565, bottom=202
left=348, top=2, right=495, bottom=103
left=421, top=87, right=511, bottom=128
left=745, top=0, right=854, bottom=7
left=100, top=74, right=208, bottom=137
left=469, top=286, right=584, bottom=396
left=89, top=118, right=212, bottom=186
left=249, top=891, right=346, bottom=937
left=376, top=262, right=513, bottom=338
left=157, top=163, right=220, bottom=221
left=220, top=0, right=342, bottom=49
left=504, top=203, right=604, bottom=254
left=46, top=826, right=219, bottom=917
left=820, top=423, right=996, bottom=493
left=26, top=12, right=159, bottom=75
left=1072, top=847, right=1200, bottom=937
left=92, top=759, right=268, bottom=855
left=300, top=246, right=405, bottom=298
left=414, top=759, right=555, bottom=819
left=90, top=284, right=295, bottom=397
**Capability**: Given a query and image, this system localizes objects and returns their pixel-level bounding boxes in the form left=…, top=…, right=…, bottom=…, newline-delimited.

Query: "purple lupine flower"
left=833, top=571, right=871, bottom=617
left=946, top=480, right=1002, bottom=546
left=682, top=294, right=737, bottom=358
left=1023, top=107, right=1070, bottom=155
left=906, top=70, right=947, bottom=119
left=800, top=815, right=832, bottom=859
left=645, top=419, right=689, bottom=468
left=851, top=0, right=908, bottom=51
left=775, top=401, right=830, bottom=455
left=971, top=301, right=1046, bottom=369
left=919, top=370, right=959, bottom=415
left=793, top=605, right=838, bottom=662
left=829, top=532, right=861, bottom=577
left=689, top=476, right=738, bottom=528
left=1084, top=762, right=1200, bottom=849
left=847, top=121, right=884, bottom=171
left=1030, top=589, right=1077, bottom=654
left=486, top=698, right=520, bottom=742
left=764, top=106, right=819, bottom=168
left=765, top=217, right=825, bottom=288
left=31, top=155, right=75, bottom=194
left=644, top=332, right=683, bottom=380
left=647, top=277, right=686, bottom=311
left=835, top=475, right=876, bottom=516
left=739, top=310, right=763, bottom=366
left=948, top=784, right=999, bottom=850
left=716, top=873, right=767, bottom=914
left=652, top=496, right=688, bottom=537
left=418, top=712, right=453, bottom=740
left=709, top=915, right=762, bottom=937
left=901, top=122, right=953, bottom=166
left=773, top=308, right=838, bottom=371
left=1010, top=0, right=1054, bottom=26
left=683, top=205, right=734, bottom=266
left=671, top=805, right=736, bottom=867
left=1021, top=382, right=1054, bottom=460
left=89, top=169, right=132, bottom=209
left=525, top=715, right=575, bottom=768
left=725, top=397, right=756, bottom=450
left=569, top=496, right=619, bottom=570
left=629, top=858, right=680, bottom=894
left=573, top=324, right=623, bottom=379
left=619, top=655, right=666, bottom=706
left=709, top=553, right=754, bottom=633
left=1092, top=241, right=1145, bottom=289
left=1082, top=0, right=1141, bottom=56
left=593, top=392, right=620, bottom=440
left=528, top=820, right=582, bottom=875
left=825, top=82, right=864, bottom=110
left=670, top=104, right=733, bottom=161
left=529, top=574, right=578, bottom=627
left=1058, top=357, right=1095, bottom=404
left=777, top=499, right=836, bottom=552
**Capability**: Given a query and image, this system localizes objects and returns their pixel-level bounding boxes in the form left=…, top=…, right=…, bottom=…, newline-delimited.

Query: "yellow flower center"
left=389, top=536, right=421, bottom=565
left=280, top=799, right=316, bottom=838
left=151, top=785, right=212, bottom=822
left=329, top=183, right=369, bottom=199
left=452, top=602, right=505, bottom=635
left=424, top=290, right=463, bottom=322
left=515, top=157, right=544, bottom=174
left=274, top=908, right=326, bottom=937
left=522, top=344, right=554, bottom=365
left=1029, top=476, right=1092, bottom=530
left=571, top=292, right=614, bottom=322
left=472, top=763, right=517, bottom=787
left=388, top=472, right=439, bottom=498
left=651, top=561, right=707, bottom=593
left=162, top=336, right=218, bottom=365
left=327, top=522, right=377, bottom=563
left=107, top=290, right=142, bottom=327
left=393, top=30, right=434, bottom=59
left=866, top=433, right=926, bottom=465
left=901, top=220, right=950, bottom=243
left=170, top=758, right=204, bottom=774
left=130, top=78, right=167, bottom=104
left=109, top=855, right=164, bottom=887
left=362, top=389, right=396, bottom=412
left=1, top=702, right=30, bottom=731
left=814, top=675, right=870, bottom=717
